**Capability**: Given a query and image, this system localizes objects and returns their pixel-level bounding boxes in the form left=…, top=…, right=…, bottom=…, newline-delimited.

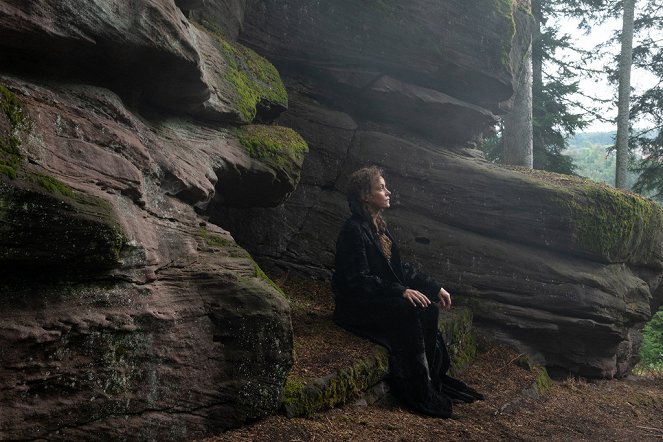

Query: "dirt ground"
left=203, top=275, right=663, bottom=442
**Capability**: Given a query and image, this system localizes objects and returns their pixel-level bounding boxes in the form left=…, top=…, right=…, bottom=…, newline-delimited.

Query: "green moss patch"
left=236, top=124, right=308, bottom=168
left=32, top=173, right=75, bottom=198
left=251, top=256, right=289, bottom=300
left=205, top=30, right=288, bottom=122
left=509, top=166, right=663, bottom=263
left=439, top=307, right=478, bottom=376
left=563, top=184, right=663, bottom=262
left=494, top=0, right=516, bottom=69
left=516, top=354, right=553, bottom=395
left=0, top=181, right=126, bottom=277
left=0, top=84, right=30, bottom=179
left=199, top=225, right=236, bottom=249
left=283, top=347, right=389, bottom=417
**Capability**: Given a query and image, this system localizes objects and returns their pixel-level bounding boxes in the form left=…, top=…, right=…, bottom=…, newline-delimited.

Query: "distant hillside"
left=567, top=131, right=615, bottom=150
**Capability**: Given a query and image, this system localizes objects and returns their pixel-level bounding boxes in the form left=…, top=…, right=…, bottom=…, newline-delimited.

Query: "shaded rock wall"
left=215, top=1, right=663, bottom=379
left=0, top=0, right=304, bottom=439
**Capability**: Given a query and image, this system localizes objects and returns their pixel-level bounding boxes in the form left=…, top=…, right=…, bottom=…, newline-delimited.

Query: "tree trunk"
left=531, top=0, right=544, bottom=169
left=503, top=42, right=534, bottom=168
left=615, top=0, right=635, bottom=189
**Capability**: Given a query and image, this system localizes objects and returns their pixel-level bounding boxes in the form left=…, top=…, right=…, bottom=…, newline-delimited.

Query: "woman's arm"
left=402, top=261, right=452, bottom=308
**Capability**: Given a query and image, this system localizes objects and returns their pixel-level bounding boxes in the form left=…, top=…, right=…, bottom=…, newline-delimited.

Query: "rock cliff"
left=1, top=0, right=661, bottom=440
left=1, top=0, right=302, bottom=439
left=216, top=0, right=663, bottom=380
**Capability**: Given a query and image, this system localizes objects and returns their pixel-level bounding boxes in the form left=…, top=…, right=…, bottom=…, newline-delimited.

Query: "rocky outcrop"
left=214, top=1, right=663, bottom=379
left=0, top=0, right=288, bottom=123
left=0, top=0, right=305, bottom=437
left=0, top=72, right=299, bottom=439
left=2, top=0, right=659, bottom=439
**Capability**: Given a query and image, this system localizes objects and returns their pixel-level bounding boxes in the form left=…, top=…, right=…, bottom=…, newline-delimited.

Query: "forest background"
left=480, top=0, right=663, bottom=372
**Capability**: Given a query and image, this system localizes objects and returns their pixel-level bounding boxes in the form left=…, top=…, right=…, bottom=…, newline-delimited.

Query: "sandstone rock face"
left=0, top=0, right=304, bottom=436
left=239, top=0, right=527, bottom=144
left=214, top=1, right=663, bottom=379
left=1, top=1, right=660, bottom=441
left=0, top=0, right=287, bottom=123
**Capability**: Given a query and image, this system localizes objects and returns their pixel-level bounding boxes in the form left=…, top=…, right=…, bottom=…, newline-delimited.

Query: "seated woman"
left=331, top=165, right=483, bottom=418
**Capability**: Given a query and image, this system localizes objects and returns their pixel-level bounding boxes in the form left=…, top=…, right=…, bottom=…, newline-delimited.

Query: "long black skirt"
left=334, top=296, right=483, bottom=417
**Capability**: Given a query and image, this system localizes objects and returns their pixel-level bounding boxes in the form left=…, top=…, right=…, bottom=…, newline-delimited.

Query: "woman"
left=332, top=166, right=483, bottom=418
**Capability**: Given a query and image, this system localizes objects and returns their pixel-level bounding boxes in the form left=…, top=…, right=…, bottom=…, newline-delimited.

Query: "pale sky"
left=555, top=15, right=658, bottom=133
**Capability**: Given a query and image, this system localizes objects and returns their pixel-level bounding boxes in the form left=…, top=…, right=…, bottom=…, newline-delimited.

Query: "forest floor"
left=202, top=275, right=663, bottom=442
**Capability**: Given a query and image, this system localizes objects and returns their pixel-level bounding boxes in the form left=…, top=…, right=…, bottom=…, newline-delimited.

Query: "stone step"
left=282, top=306, right=477, bottom=417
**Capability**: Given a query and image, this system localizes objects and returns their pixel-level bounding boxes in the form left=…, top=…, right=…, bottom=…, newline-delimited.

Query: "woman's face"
left=364, top=175, right=391, bottom=213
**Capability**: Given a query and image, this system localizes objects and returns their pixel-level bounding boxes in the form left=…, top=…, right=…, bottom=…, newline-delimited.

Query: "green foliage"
left=532, top=14, right=588, bottom=175
left=566, top=131, right=662, bottom=204
left=639, top=308, right=663, bottom=371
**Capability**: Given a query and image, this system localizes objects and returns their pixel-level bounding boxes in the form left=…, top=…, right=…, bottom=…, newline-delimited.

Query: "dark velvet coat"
left=331, top=213, right=441, bottom=304
left=331, top=211, right=483, bottom=417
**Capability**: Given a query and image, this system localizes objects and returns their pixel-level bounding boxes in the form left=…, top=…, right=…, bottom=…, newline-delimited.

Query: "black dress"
left=331, top=212, right=483, bottom=417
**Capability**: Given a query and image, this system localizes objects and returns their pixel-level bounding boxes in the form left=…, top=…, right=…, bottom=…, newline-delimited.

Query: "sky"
left=555, top=15, right=658, bottom=133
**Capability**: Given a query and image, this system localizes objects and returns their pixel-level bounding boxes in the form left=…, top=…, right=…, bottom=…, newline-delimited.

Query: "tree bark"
left=503, top=42, right=534, bottom=168
left=531, top=0, right=544, bottom=169
left=615, top=0, right=635, bottom=189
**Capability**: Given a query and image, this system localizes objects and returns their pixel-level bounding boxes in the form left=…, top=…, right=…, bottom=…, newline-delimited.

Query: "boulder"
left=0, top=0, right=287, bottom=123
left=0, top=75, right=295, bottom=439
left=216, top=98, right=663, bottom=378
left=240, top=0, right=534, bottom=144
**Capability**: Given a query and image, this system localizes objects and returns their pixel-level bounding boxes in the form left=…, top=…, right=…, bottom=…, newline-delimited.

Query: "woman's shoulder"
left=340, top=214, right=366, bottom=230
left=338, top=214, right=370, bottom=239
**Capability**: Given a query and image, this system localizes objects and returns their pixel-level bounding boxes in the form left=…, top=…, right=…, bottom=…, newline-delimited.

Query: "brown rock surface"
left=0, top=0, right=287, bottom=123
left=213, top=1, right=663, bottom=379
left=0, top=71, right=296, bottom=438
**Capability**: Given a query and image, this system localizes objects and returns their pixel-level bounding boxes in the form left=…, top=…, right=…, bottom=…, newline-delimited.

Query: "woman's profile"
left=331, top=165, right=483, bottom=418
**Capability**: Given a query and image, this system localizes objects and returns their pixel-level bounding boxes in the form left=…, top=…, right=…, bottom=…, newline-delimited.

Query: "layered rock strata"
left=215, top=0, right=663, bottom=379
left=0, top=0, right=305, bottom=438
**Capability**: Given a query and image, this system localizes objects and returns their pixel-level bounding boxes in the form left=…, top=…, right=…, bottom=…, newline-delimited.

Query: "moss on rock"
left=32, top=173, right=75, bottom=198
left=204, top=29, right=288, bottom=122
left=516, top=354, right=553, bottom=395
left=494, top=0, right=516, bottom=69
left=0, top=180, right=126, bottom=278
left=236, top=124, right=308, bottom=166
left=439, top=306, right=478, bottom=376
left=563, top=184, right=663, bottom=262
left=0, top=84, right=30, bottom=180
left=282, top=346, right=389, bottom=417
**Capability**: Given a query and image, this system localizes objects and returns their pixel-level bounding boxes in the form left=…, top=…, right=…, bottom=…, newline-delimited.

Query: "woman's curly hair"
left=346, top=166, right=392, bottom=259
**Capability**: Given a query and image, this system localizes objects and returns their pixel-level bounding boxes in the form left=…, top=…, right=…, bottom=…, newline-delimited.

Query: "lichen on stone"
left=250, top=256, right=289, bottom=300
left=494, top=0, right=517, bottom=69
left=198, top=225, right=235, bottom=249
left=282, top=346, right=389, bottom=417
left=202, top=27, right=288, bottom=122
left=236, top=124, right=308, bottom=169
left=0, top=84, right=30, bottom=179
left=439, top=307, right=477, bottom=376
left=562, top=183, right=663, bottom=262
left=32, top=173, right=75, bottom=198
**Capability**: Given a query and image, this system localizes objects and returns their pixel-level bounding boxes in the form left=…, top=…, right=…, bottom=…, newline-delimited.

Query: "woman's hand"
left=402, top=288, right=431, bottom=307
left=438, top=287, right=452, bottom=309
